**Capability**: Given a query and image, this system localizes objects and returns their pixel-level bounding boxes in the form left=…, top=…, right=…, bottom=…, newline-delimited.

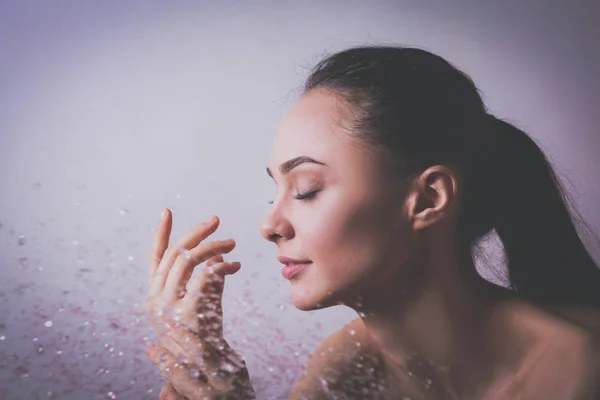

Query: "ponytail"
left=464, top=115, right=600, bottom=308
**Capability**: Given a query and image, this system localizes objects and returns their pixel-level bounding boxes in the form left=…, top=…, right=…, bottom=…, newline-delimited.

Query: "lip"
left=277, top=256, right=312, bottom=265
left=282, top=262, right=312, bottom=279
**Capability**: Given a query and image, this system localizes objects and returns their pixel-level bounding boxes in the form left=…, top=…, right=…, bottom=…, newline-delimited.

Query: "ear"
left=405, top=166, right=459, bottom=231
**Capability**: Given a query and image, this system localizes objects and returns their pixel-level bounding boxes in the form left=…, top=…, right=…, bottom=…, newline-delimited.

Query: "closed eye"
left=268, top=190, right=319, bottom=205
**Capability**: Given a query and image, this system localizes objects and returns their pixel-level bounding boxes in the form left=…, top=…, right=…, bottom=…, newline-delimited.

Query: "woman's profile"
left=144, top=45, right=600, bottom=399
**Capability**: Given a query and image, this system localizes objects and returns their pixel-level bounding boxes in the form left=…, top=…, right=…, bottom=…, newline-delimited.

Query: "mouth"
left=277, top=256, right=312, bottom=265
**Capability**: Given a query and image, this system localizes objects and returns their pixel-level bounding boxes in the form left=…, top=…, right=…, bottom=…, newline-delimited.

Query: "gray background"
left=1, top=1, right=599, bottom=399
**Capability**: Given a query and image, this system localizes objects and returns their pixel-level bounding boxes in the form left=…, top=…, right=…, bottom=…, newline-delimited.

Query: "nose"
left=260, top=220, right=283, bottom=243
left=260, top=205, right=292, bottom=243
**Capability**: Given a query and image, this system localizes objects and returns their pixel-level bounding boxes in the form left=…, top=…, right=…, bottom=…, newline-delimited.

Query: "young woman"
left=144, top=46, right=600, bottom=399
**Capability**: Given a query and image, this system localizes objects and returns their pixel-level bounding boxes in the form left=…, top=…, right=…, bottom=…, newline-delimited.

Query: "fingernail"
left=160, top=209, right=168, bottom=221
left=205, top=216, right=215, bottom=224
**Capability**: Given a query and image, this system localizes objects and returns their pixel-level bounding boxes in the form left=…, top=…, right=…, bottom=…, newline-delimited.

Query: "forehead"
left=269, top=90, right=354, bottom=169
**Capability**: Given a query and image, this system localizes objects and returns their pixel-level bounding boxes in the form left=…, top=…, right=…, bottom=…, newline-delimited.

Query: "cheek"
left=306, top=196, right=396, bottom=280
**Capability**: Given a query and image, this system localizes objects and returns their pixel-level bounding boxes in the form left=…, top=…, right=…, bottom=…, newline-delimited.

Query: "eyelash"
left=268, top=190, right=318, bottom=205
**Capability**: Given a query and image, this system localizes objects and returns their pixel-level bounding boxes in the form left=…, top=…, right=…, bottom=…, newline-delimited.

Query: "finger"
left=159, top=382, right=183, bottom=400
left=150, top=215, right=219, bottom=294
left=184, top=261, right=241, bottom=339
left=149, top=208, right=173, bottom=287
left=166, top=326, right=236, bottom=390
left=187, top=261, right=242, bottom=302
left=147, top=344, right=214, bottom=398
left=163, top=239, right=237, bottom=298
left=206, top=254, right=224, bottom=267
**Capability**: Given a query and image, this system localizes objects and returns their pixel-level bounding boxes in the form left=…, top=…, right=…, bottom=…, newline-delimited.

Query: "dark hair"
left=304, top=45, right=600, bottom=308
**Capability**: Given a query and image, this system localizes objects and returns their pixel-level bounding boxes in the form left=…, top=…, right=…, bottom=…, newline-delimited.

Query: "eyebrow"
left=266, top=156, right=327, bottom=178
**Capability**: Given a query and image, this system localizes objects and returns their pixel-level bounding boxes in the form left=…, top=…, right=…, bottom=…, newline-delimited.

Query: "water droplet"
left=56, top=350, right=62, bottom=355
left=319, top=377, right=330, bottom=393
left=107, top=391, right=116, bottom=399
left=176, top=194, right=181, bottom=199
left=190, top=368, right=202, bottom=378
left=37, top=346, right=43, bottom=353
left=221, top=362, right=237, bottom=373
left=32, top=338, right=38, bottom=342
left=118, top=351, right=123, bottom=356
left=349, top=329, right=355, bottom=336
left=18, top=235, right=26, bottom=245
left=0, top=335, right=5, bottom=340
left=117, top=208, right=130, bottom=216
left=72, top=240, right=79, bottom=246
left=355, top=342, right=362, bottom=347
left=46, top=390, right=53, bottom=397
left=44, top=321, right=53, bottom=328
left=178, top=248, right=192, bottom=260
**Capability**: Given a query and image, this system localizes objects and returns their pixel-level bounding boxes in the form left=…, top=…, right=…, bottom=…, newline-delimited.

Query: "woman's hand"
left=145, top=210, right=238, bottom=338
left=146, top=323, right=255, bottom=399
left=144, top=209, right=254, bottom=398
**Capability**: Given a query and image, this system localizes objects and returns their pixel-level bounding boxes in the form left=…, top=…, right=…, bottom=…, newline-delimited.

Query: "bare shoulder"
left=525, top=329, right=600, bottom=399
left=546, top=303, right=600, bottom=335
left=289, top=318, right=389, bottom=399
left=523, top=303, right=600, bottom=399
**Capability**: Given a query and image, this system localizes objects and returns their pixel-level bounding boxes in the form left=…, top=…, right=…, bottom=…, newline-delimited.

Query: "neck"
left=354, top=239, right=522, bottom=397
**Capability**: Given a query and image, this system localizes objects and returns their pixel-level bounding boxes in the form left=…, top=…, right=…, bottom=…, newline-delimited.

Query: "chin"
left=289, top=281, right=340, bottom=311
left=289, top=287, right=322, bottom=311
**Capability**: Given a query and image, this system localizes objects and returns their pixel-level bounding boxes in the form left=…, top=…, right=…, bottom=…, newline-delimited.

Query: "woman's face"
left=260, top=89, right=418, bottom=311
